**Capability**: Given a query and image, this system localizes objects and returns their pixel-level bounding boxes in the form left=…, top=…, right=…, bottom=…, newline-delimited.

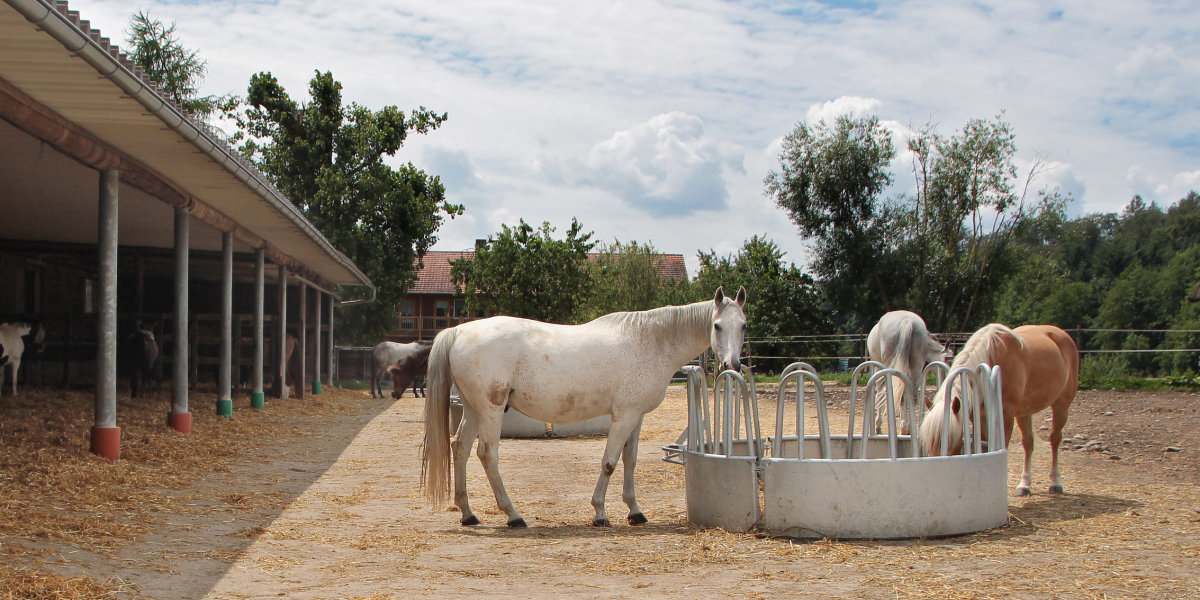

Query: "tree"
left=228, top=71, right=462, bottom=343
left=578, top=239, right=679, bottom=321
left=451, top=219, right=595, bottom=323
left=764, top=115, right=896, bottom=324
left=891, top=115, right=1065, bottom=331
left=691, top=236, right=830, bottom=373
left=125, top=11, right=223, bottom=117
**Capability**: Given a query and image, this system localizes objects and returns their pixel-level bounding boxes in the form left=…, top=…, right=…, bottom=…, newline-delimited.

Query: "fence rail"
left=744, top=328, right=1200, bottom=374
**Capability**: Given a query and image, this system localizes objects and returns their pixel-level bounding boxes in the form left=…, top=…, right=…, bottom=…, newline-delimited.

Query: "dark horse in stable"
left=386, top=343, right=433, bottom=399
left=125, top=322, right=161, bottom=398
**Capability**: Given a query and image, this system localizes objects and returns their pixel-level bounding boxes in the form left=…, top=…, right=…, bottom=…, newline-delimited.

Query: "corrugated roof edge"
left=6, top=0, right=373, bottom=295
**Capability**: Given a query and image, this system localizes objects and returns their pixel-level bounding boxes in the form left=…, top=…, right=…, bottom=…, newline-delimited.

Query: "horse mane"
left=952, top=323, right=1022, bottom=370
left=590, top=300, right=711, bottom=333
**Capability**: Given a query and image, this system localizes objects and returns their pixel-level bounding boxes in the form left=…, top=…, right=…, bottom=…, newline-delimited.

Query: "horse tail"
left=422, top=327, right=456, bottom=508
left=874, top=318, right=915, bottom=432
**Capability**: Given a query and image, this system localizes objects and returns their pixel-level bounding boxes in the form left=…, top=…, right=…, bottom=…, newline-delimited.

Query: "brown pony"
left=386, top=343, right=433, bottom=399
left=920, top=323, right=1079, bottom=496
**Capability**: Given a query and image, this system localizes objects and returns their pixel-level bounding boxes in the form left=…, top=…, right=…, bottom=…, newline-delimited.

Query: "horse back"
left=1004, top=325, right=1079, bottom=416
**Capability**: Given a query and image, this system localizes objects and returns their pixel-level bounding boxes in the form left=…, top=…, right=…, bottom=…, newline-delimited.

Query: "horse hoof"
left=627, top=513, right=648, bottom=525
left=506, top=518, right=527, bottom=528
left=1015, top=486, right=1032, bottom=497
left=1048, top=484, right=1064, bottom=494
left=592, top=517, right=611, bottom=527
left=461, top=515, right=480, bottom=526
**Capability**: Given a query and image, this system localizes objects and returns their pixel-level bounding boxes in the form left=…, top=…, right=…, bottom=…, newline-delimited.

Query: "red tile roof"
left=410, top=251, right=688, bottom=295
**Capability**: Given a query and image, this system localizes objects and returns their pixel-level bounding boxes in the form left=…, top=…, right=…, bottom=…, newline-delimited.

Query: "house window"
left=453, top=299, right=466, bottom=317
left=435, top=301, right=448, bottom=317
left=400, top=300, right=414, bottom=316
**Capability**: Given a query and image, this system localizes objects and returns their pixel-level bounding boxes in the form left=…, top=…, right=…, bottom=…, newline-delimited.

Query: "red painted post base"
left=90, top=426, right=121, bottom=461
left=167, top=411, right=192, bottom=434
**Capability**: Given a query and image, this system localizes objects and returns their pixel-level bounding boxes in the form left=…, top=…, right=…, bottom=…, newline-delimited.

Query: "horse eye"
left=714, top=323, right=722, bottom=332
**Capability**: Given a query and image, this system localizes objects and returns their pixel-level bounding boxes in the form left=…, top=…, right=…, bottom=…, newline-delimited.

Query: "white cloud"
left=805, top=96, right=883, bottom=125
left=548, top=112, right=745, bottom=218
left=61, top=0, right=1200, bottom=275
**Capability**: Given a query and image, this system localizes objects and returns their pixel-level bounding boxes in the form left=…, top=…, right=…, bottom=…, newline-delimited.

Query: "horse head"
left=710, top=285, right=748, bottom=373
left=920, top=378, right=965, bottom=457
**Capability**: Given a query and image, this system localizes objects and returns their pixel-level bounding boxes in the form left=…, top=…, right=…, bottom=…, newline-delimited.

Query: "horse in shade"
left=386, top=343, right=434, bottom=399
left=125, top=321, right=160, bottom=398
left=370, top=340, right=433, bottom=398
left=0, top=316, right=45, bottom=395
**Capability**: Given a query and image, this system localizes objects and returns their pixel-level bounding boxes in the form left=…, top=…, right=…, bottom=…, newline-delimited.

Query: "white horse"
left=866, top=310, right=947, bottom=434
left=0, top=317, right=45, bottom=395
left=423, top=286, right=747, bottom=528
left=370, top=341, right=432, bottom=398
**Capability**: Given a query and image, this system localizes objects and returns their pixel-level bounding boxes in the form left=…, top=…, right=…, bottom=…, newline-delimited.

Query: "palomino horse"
left=866, top=310, right=948, bottom=434
left=423, top=286, right=747, bottom=528
left=386, top=343, right=433, bottom=399
left=0, top=317, right=45, bottom=395
left=920, top=323, right=1079, bottom=496
left=370, top=340, right=432, bottom=398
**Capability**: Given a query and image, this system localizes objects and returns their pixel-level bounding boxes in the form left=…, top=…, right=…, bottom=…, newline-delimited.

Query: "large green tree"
left=577, top=239, right=691, bottom=321
left=764, top=115, right=896, bottom=325
left=229, top=71, right=462, bottom=343
left=691, top=235, right=830, bottom=373
left=451, top=219, right=595, bottom=323
left=125, top=11, right=223, bottom=117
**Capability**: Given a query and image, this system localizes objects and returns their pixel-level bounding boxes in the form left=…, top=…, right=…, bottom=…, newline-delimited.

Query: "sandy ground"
left=5, top=384, right=1200, bottom=599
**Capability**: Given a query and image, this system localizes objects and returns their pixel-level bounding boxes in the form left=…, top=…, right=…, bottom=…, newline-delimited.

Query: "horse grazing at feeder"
left=866, top=310, right=948, bottom=434
left=126, top=322, right=160, bottom=398
left=423, top=286, right=747, bottom=528
left=0, top=316, right=45, bottom=395
left=386, top=343, right=433, bottom=399
left=920, top=323, right=1079, bottom=496
left=370, top=340, right=432, bottom=398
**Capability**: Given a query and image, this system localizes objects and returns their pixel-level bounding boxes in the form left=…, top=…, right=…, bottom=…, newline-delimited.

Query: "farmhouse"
left=391, top=248, right=688, bottom=342
left=0, top=0, right=374, bottom=459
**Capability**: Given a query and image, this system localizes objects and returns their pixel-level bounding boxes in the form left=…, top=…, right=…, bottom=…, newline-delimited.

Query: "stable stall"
left=0, top=0, right=374, bottom=459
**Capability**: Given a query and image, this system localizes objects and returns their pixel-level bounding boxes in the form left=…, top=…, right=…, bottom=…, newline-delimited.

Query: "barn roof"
left=0, top=0, right=372, bottom=292
left=410, top=250, right=688, bottom=296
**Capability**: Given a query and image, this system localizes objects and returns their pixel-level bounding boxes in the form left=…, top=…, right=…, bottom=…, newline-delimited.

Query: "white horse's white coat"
left=370, top=341, right=430, bottom=398
left=422, top=287, right=747, bottom=528
left=866, top=310, right=946, bottom=434
left=0, top=319, right=43, bottom=395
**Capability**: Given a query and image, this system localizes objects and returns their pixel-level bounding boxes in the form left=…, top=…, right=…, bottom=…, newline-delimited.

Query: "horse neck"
left=621, top=301, right=713, bottom=365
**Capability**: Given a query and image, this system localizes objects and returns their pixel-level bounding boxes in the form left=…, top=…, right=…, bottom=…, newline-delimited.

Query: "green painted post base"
left=312, top=380, right=323, bottom=395
left=216, top=399, right=234, bottom=418
left=250, top=392, right=265, bottom=409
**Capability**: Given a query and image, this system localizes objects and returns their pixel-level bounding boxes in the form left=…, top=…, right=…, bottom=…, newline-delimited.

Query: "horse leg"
left=451, top=413, right=480, bottom=525
left=620, top=417, right=647, bottom=525
left=872, top=385, right=886, bottom=434
left=10, top=358, right=19, bottom=395
left=1014, top=414, right=1036, bottom=496
left=474, top=415, right=526, bottom=527
left=591, top=415, right=644, bottom=527
left=1047, top=404, right=1069, bottom=494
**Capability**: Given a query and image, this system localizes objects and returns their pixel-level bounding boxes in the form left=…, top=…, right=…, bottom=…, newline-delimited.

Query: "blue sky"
left=69, top=0, right=1200, bottom=275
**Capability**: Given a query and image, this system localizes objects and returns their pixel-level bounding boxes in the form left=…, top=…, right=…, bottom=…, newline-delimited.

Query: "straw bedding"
left=1, top=382, right=1197, bottom=598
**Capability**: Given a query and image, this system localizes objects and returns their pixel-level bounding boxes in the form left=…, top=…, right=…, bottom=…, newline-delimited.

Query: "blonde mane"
left=951, top=323, right=1023, bottom=370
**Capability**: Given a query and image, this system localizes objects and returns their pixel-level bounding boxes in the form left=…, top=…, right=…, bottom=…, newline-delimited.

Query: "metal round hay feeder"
left=665, top=362, right=1009, bottom=539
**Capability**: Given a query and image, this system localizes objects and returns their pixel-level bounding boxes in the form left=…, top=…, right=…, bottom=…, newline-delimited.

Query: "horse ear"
left=734, top=286, right=747, bottom=307
left=713, top=286, right=726, bottom=305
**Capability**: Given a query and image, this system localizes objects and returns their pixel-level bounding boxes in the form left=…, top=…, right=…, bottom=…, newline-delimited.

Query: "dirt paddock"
left=1, top=382, right=1198, bottom=599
